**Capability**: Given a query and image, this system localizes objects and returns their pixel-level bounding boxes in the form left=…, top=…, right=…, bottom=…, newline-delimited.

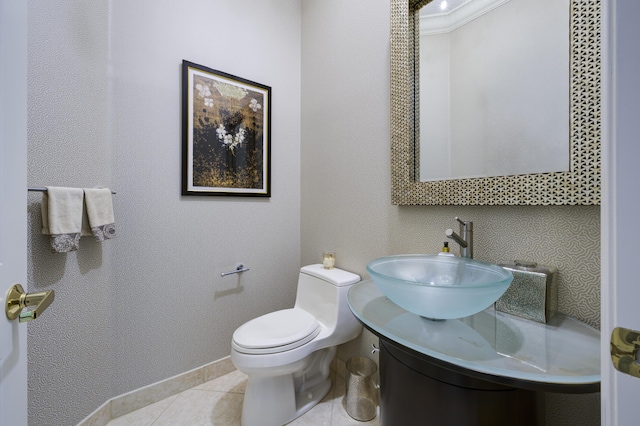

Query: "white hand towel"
left=83, top=188, right=115, bottom=241
left=41, top=187, right=84, bottom=253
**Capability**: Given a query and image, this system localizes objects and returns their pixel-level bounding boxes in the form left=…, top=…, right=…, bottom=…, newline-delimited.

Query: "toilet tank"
left=295, top=265, right=360, bottom=331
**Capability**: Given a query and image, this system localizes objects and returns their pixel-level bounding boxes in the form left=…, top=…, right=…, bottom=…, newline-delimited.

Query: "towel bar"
left=28, top=187, right=116, bottom=194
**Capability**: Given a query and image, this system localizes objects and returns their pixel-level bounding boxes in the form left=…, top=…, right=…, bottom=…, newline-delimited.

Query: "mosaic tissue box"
left=495, top=261, right=558, bottom=323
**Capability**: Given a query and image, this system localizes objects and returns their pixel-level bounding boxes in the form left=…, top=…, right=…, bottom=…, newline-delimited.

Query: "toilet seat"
left=232, top=308, right=321, bottom=355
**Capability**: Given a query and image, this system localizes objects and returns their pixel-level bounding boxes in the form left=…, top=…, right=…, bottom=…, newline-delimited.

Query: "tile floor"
left=106, top=368, right=380, bottom=426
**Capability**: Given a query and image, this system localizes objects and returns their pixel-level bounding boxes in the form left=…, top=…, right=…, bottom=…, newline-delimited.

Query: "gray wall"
left=27, top=2, right=113, bottom=424
left=300, top=1, right=600, bottom=425
left=27, top=0, right=301, bottom=424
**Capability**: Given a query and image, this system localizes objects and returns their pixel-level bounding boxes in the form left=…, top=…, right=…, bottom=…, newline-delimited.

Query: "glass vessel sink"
left=366, top=255, right=513, bottom=320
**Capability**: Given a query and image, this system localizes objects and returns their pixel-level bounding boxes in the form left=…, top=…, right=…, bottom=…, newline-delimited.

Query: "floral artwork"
left=182, top=61, right=271, bottom=196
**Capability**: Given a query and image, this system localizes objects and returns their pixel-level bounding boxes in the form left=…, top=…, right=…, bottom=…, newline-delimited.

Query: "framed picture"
left=182, top=60, right=271, bottom=196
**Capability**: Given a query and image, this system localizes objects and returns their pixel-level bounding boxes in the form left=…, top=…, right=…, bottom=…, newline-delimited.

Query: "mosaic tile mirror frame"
left=391, top=0, right=601, bottom=205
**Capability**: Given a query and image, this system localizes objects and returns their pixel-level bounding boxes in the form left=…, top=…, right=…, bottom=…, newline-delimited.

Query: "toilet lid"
left=232, top=308, right=320, bottom=354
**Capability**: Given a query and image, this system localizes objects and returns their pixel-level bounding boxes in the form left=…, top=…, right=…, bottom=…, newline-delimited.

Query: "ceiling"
left=420, top=0, right=474, bottom=17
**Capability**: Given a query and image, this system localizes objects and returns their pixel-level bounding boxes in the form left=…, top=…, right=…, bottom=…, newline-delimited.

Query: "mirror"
left=419, top=0, right=570, bottom=181
left=391, top=0, right=601, bottom=205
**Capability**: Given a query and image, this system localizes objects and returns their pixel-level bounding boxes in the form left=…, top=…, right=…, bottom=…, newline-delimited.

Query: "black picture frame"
left=182, top=60, right=271, bottom=197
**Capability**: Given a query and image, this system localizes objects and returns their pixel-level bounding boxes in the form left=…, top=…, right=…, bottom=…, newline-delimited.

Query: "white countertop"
left=348, top=280, right=600, bottom=389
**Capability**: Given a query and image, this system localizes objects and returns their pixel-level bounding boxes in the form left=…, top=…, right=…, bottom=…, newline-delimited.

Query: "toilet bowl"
left=231, top=264, right=362, bottom=426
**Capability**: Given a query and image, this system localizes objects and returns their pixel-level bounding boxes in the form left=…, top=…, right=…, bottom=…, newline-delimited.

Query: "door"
left=0, top=0, right=28, bottom=424
left=602, top=0, right=640, bottom=424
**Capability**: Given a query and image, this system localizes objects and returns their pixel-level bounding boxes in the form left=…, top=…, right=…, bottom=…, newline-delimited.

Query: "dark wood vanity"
left=348, top=281, right=601, bottom=426
left=380, top=337, right=541, bottom=425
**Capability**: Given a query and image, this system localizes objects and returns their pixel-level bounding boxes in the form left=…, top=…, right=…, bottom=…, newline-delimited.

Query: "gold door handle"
left=5, top=283, right=55, bottom=323
left=611, top=326, right=640, bottom=378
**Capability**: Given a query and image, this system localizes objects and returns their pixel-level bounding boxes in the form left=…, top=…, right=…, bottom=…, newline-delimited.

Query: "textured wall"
left=27, top=0, right=301, bottom=424
left=27, top=1, right=113, bottom=424
left=107, top=0, right=302, bottom=398
left=300, top=1, right=600, bottom=425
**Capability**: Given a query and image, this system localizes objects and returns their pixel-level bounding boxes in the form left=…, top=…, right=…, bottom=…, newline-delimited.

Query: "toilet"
left=231, top=264, right=362, bottom=426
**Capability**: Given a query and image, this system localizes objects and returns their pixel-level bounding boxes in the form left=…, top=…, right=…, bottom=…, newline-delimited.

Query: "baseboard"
left=76, top=356, right=236, bottom=426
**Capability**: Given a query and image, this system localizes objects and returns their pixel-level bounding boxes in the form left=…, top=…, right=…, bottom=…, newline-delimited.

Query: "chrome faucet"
left=445, top=217, right=473, bottom=258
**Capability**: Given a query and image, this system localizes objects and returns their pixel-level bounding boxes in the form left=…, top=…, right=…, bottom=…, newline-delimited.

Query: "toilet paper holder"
left=221, top=264, right=250, bottom=277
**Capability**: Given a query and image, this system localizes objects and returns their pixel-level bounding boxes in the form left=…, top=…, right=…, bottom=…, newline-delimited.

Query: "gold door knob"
left=5, top=283, right=54, bottom=323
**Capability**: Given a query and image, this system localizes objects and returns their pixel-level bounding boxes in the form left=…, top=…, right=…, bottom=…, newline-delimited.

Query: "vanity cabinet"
left=347, top=280, right=600, bottom=426
left=380, top=337, right=541, bottom=426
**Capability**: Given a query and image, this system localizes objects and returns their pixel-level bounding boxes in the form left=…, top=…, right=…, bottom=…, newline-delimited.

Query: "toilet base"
left=240, top=346, right=336, bottom=426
